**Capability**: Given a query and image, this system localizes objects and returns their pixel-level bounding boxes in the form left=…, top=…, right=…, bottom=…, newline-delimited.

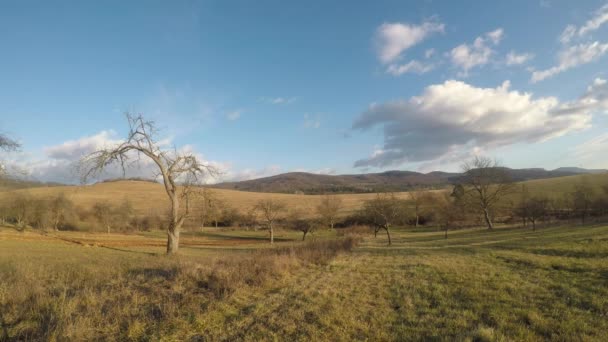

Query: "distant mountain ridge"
left=212, top=167, right=607, bottom=194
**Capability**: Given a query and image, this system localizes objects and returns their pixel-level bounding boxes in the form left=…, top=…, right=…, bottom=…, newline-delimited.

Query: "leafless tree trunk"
left=255, top=199, right=286, bottom=244
left=80, top=114, right=218, bottom=254
left=316, top=195, right=343, bottom=230
left=461, top=156, right=516, bottom=230
left=410, top=190, right=430, bottom=227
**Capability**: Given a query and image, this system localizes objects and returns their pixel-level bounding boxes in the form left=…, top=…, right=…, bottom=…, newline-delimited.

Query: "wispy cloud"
left=374, top=20, right=444, bottom=76
left=534, top=3, right=608, bottom=82
left=226, top=110, right=241, bottom=121
left=303, top=114, right=321, bottom=129
left=259, top=97, right=297, bottom=105
left=506, top=51, right=534, bottom=66
left=531, top=41, right=608, bottom=82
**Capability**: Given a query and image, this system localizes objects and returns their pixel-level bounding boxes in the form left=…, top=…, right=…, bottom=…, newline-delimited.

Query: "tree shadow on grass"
left=98, top=245, right=160, bottom=256
left=199, top=232, right=295, bottom=242
left=127, top=266, right=180, bottom=282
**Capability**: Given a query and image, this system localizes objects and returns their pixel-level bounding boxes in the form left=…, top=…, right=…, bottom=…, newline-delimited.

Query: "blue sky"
left=1, top=0, right=607, bottom=183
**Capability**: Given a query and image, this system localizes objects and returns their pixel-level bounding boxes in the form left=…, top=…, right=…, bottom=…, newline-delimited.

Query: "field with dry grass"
left=1, top=223, right=607, bottom=340
left=2, top=173, right=606, bottom=220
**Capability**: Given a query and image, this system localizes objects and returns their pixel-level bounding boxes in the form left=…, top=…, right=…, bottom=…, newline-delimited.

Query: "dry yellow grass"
left=1, top=173, right=606, bottom=220
left=0, top=180, right=422, bottom=218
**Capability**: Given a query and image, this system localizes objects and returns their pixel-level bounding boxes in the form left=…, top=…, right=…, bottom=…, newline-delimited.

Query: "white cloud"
left=226, top=110, right=241, bottom=121
left=450, top=28, right=503, bottom=75
left=221, top=165, right=282, bottom=182
left=561, top=4, right=608, bottom=44
left=569, top=132, right=608, bottom=169
left=260, top=97, right=296, bottom=105
left=386, top=60, right=434, bottom=75
left=580, top=4, right=608, bottom=36
left=506, top=51, right=534, bottom=65
left=560, top=25, right=577, bottom=45
left=9, top=131, right=227, bottom=184
left=486, top=28, right=504, bottom=44
left=375, top=21, right=444, bottom=64
left=352, top=79, right=604, bottom=167
left=531, top=41, right=608, bottom=82
left=303, top=114, right=321, bottom=129
left=540, top=4, right=608, bottom=82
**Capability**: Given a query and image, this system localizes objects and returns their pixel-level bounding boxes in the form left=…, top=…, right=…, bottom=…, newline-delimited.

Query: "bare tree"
left=93, top=201, right=114, bottom=234
left=0, top=133, right=20, bottom=179
left=570, top=178, right=595, bottom=224
left=254, top=199, right=286, bottom=244
left=514, top=185, right=531, bottom=227
left=409, top=190, right=431, bottom=227
left=115, top=198, right=135, bottom=231
left=525, top=197, right=550, bottom=231
left=460, top=156, right=516, bottom=230
left=80, top=114, right=218, bottom=254
left=316, top=194, right=343, bottom=229
left=436, top=193, right=463, bottom=239
left=288, top=209, right=317, bottom=241
left=0, top=133, right=19, bottom=152
left=48, top=193, right=75, bottom=231
left=197, top=187, right=217, bottom=229
left=362, top=193, right=404, bottom=246
left=10, top=194, right=33, bottom=229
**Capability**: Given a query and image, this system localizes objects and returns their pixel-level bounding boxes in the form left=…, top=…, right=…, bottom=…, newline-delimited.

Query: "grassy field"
left=2, top=173, right=607, bottom=221
left=1, top=223, right=607, bottom=341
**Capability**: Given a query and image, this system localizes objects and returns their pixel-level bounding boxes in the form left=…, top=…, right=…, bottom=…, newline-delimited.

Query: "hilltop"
left=212, top=167, right=606, bottom=194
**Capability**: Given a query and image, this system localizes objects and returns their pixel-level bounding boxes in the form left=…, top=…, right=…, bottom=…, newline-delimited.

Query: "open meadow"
left=1, top=222, right=606, bottom=341
left=2, top=173, right=606, bottom=221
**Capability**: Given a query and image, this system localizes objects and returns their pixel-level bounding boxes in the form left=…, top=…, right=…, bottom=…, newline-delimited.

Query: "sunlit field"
left=1, top=223, right=606, bottom=341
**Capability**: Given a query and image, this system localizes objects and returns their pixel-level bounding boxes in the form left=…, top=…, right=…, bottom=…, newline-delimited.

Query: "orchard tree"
left=49, top=193, right=75, bottom=231
left=460, top=156, right=516, bottom=230
left=93, top=201, right=114, bottom=234
left=409, top=190, right=431, bottom=227
left=0, top=132, right=20, bottom=181
left=255, top=199, right=286, bottom=244
left=288, top=209, right=317, bottom=241
left=316, top=194, right=343, bottom=229
left=570, top=179, right=595, bottom=224
left=436, top=193, right=463, bottom=239
left=80, top=114, right=218, bottom=254
left=362, top=193, right=404, bottom=246
left=525, top=196, right=550, bottom=231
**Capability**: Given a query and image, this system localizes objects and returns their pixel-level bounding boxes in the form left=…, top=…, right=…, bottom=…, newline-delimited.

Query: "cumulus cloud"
left=450, top=28, right=503, bottom=75
left=352, top=79, right=605, bottom=168
left=506, top=51, right=534, bottom=65
left=9, top=131, right=226, bottom=184
left=375, top=21, right=444, bottom=64
left=531, top=41, right=608, bottom=82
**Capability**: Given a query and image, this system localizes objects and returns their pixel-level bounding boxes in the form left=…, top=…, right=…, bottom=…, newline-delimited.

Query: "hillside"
left=2, top=173, right=607, bottom=220
left=213, top=168, right=606, bottom=194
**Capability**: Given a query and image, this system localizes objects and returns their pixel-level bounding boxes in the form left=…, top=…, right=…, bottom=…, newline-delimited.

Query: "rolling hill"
left=212, top=168, right=606, bottom=194
left=2, top=173, right=606, bottom=221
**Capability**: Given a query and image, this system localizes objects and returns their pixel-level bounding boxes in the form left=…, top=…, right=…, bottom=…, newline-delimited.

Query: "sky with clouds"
left=0, top=0, right=607, bottom=184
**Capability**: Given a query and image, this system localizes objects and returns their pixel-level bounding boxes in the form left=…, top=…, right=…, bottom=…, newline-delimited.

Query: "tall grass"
left=0, top=237, right=358, bottom=341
